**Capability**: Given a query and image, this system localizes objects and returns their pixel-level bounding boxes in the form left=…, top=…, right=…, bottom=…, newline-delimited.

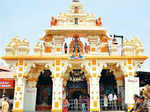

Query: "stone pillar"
left=13, top=60, right=29, bottom=112
left=52, top=77, right=63, bottom=112
left=121, top=59, right=138, bottom=111
left=50, top=60, right=67, bottom=112
left=86, top=60, right=103, bottom=112
left=89, top=77, right=100, bottom=112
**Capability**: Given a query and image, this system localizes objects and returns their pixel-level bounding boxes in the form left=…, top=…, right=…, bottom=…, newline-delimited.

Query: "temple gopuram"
left=2, top=0, right=148, bottom=112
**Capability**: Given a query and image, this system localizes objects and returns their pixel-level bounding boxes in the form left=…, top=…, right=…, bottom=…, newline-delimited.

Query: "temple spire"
left=73, top=0, right=79, bottom=2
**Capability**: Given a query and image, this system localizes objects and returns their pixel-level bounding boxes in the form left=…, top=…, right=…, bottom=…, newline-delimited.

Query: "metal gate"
left=100, top=96, right=126, bottom=111
left=67, top=99, right=90, bottom=112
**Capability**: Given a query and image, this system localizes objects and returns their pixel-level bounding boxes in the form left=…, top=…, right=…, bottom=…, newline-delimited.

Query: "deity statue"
left=84, top=43, right=89, bottom=53
left=64, top=43, right=68, bottom=54
left=96, top=17, right=102, bottom=26
left=50, top=16, right=57, bottom=26
left=69, top=34, right=83, bottom=56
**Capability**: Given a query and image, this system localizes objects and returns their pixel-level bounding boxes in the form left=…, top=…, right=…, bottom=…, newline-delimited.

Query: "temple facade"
left=2, top=0, right=148, bottom=112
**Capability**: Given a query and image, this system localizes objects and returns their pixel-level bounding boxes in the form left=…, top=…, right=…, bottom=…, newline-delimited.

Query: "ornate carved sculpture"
left=64, top=43, right=68, bottom=54
left=43, top=35, right=53, bottom=53
left=84, top=43, right=89, bottom=53
left=50, top=16, right=57, bottom=26
left=96, top=17, right=102, bottom=26
left=99, top=34, right=109, bottom=52
left=69, top=35, right=83, bottom=55
left=74, top=7, right=79, bottom=13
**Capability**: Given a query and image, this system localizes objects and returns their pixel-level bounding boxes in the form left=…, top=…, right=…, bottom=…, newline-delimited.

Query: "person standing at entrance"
left=108, top=93, right=113, bottom=110
left=63, top=98, right=68, bottom=112
left=113, top=94, right=117, bottom=110
left=81, top=97, right=86, bottom=112
left=74, top=98, right=78, bottom=110
left=104, top=94, right=108, bottom=110
left=2, top=97, right=9, bottom=112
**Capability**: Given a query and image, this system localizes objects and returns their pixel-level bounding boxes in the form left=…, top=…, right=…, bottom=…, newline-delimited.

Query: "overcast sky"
left=0, top=0, right=150, bottom=71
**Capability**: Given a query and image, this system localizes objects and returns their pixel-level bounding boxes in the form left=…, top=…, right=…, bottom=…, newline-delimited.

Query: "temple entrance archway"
left=36, top=69, right=53, bottom=111
left=99, top=64, right=125, bottom=111
left=64, top=63, right=90, bottom=111
left=100, top=69, right=117, bottom=95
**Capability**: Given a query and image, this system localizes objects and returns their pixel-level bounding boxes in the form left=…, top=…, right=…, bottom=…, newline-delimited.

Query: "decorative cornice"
left=1, top=56, right=148, bottom=61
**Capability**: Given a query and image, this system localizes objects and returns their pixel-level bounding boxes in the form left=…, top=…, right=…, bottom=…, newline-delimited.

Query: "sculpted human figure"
left=84, top=43, right=89, bottom=53
left=96, top=17, right=102, bottom=26
left=50, top=16, right=57, bottom=26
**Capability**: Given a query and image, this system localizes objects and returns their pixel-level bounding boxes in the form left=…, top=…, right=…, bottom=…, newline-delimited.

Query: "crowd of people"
left=63, top=95, right=89, bottom=112
left=101, top=93, right=123, bottom=111
left=130, top=94, right=149, bottom=112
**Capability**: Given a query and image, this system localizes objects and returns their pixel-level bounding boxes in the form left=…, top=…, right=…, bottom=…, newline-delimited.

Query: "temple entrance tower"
left=2, top=0, right=148, bottom=112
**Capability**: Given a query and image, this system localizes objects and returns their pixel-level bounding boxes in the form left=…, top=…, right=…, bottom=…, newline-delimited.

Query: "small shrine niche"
left=69, top=35, right=84, bottom=56
left=74, top=7, right=79, bottom=13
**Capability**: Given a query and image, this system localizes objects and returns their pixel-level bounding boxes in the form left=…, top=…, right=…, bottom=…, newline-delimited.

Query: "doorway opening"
left=66, top=69, right=89, bottom=111
left=100, top=69, right=117, bottom=95
left=99, top=69, right=125, bottom=111
left=36, top=69, right=53, bottom=111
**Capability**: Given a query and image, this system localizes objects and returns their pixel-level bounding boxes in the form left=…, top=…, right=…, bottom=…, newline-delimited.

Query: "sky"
left=0, top=0, right=150, bottom=71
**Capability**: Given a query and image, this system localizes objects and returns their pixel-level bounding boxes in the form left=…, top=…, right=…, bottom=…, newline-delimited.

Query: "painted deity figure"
left=84, top=43, right=89, bottom=53
left=99, top=34, right=112, bottom=53
left=69, top=35, right=83, bottom=56
left=96, top=17, right=102, bottom=26
left=50, top=16, right=57, bottom=26
left=43, top=35, right=53, bottom=53
left=64, top=43, right=68, bottom=54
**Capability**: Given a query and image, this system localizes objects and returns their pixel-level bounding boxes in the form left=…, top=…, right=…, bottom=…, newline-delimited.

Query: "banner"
left=0, top=79, right=14, bottom=88
left=125, top=77, right=139, bottom=104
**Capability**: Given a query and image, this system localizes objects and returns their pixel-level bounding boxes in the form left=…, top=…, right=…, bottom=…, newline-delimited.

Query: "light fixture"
left=112, top=38, right=118, bottom=44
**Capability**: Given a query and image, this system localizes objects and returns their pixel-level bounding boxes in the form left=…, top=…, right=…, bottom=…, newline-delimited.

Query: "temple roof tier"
left=45, top=27, right=107, bottom=36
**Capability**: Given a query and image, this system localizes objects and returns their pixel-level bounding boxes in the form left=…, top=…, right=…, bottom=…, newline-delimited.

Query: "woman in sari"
left=63, top=99, right=68, bottom=112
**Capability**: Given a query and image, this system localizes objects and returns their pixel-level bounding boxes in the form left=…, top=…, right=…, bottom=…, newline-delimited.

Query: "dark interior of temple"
left=36, top=69, right=53, bottom=107
left=66, top=69, right=88, bottom=99
left=100, top=69, right=117, bottom=95
left=136, top=71, right=150, bottom=87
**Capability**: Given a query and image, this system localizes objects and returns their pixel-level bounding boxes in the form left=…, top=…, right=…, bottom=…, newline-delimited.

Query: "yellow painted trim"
left=51, top=109, right=62, bottom=112
left=90, top=108, right=100, bottom=112
left=85, top=56, right=148, bottom=60
left=12, top=109, right=24, bottom=112
left=1, top=56, right=148, bottom=61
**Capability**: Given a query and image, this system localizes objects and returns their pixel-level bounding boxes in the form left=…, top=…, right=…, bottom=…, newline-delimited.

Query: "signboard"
left=24, top=88, right=37, bottom=112
left=125, top=77, right=139, bottom=104
left=0, top=79, right=14, bottom=88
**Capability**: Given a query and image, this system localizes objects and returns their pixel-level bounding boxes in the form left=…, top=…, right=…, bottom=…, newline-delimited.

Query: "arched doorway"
left=100, top=69, right=117, bottom=95
left=99, top=69, right=118, bottom=110
left=66, top=69, right=89, bottom=111
left=36, top=69, right=53, bottom=111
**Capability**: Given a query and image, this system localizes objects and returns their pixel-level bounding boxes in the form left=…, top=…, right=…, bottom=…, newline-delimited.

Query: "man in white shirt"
left=113, top=94, right=117, bottom=110
left=108, top=93, right=113, bottom=110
